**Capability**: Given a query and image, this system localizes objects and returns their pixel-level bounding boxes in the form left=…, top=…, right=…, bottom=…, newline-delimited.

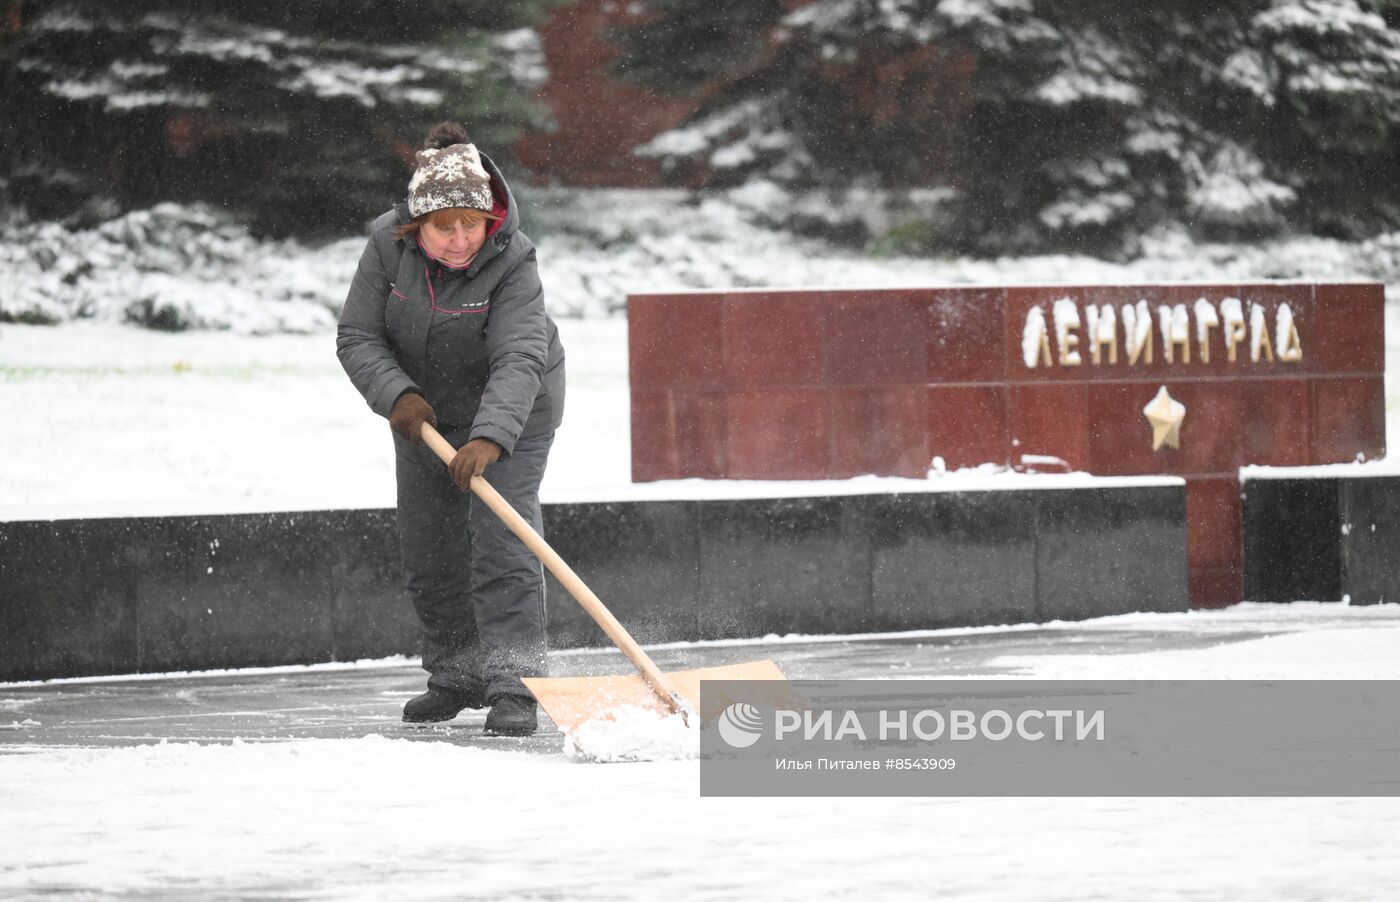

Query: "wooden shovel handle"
left=419, top=423, right=685, bottom=717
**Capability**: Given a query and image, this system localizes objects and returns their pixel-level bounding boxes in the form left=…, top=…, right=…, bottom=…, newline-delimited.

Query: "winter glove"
left=449, top=438, right=503, bottom=492
left=389, top=391, right=436, bottom=443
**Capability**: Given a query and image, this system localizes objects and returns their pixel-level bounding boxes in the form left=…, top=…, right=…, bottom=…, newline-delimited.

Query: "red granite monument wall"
left=628, top=283, right=1388, bottom=606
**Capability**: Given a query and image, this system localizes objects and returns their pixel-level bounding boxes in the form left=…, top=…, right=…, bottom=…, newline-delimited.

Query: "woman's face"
left=420, top=216, right=488, bottom=267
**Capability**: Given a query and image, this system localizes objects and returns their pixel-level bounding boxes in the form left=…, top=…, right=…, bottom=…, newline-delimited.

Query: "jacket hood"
left=478, top=150, right=519, bottom=242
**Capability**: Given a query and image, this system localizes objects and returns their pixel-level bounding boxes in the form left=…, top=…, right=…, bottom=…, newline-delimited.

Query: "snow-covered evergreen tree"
left=1240, top=0, right=1400, bottom=237
left=615, top=0, right=1400, bottom=254
left=1, top=1, right=556, bottom=237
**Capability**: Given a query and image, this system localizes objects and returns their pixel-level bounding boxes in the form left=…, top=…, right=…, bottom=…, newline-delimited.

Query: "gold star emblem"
left=1143, top=386, right=1185, bottom=451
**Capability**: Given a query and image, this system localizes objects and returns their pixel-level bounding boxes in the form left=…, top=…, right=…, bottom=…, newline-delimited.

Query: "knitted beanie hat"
left=407, top=143, right=500, bottom=219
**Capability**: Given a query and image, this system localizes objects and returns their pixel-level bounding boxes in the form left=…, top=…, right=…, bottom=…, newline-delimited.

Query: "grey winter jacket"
left=337, top=152, right=564, bottom=456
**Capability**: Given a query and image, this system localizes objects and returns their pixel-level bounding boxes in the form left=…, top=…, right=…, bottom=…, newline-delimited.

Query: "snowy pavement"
left=2, top=602, right=1398, bottom=900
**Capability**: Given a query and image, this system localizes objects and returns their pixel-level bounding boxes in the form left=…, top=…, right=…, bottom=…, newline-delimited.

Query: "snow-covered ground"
left=2, top=603, right=1398, bottom=901
left=0, top=318, right=636, bottom=514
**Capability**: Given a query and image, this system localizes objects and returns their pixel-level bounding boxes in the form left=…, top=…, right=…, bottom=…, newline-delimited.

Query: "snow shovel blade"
left=524, top=659, right=789, bottom=734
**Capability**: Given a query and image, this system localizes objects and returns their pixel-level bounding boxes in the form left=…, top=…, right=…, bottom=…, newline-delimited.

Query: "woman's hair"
left=394, top=206, right=491, bottom=242
left=394, top=121, right=487, bottom=240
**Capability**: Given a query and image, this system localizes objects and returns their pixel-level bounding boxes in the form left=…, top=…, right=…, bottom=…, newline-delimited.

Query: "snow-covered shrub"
left=5, top=191, right=1399, bottom=334
left=1, top=204, right=354, bottom=333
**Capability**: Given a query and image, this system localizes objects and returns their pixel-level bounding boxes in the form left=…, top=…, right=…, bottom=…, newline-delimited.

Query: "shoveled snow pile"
left=562, top=705, right=697, bottom=763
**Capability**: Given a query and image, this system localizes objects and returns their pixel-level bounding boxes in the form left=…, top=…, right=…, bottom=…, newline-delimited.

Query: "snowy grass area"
left=2, top=603, right=1398, bottom=900
left=0, top=318, right=632, bottom=513
left=1, top=298, right=1395, bottom=514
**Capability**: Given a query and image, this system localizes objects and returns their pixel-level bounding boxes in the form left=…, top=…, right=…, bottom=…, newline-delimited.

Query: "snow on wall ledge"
left=0, top=485, right=1186, bottom=681
left=0, top=471, right=1182, bottom=524
left=628, top=282, right=1387, bottom=608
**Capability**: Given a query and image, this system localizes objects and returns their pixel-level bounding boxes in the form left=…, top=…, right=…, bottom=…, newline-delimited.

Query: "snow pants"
left=393, top=428, right=552, bottom=703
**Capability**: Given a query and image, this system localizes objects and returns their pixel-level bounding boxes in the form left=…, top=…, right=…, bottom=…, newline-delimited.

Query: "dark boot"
left=402, top=683, right=486, bottom=723
left=484, top=695, right=538, bottom=736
